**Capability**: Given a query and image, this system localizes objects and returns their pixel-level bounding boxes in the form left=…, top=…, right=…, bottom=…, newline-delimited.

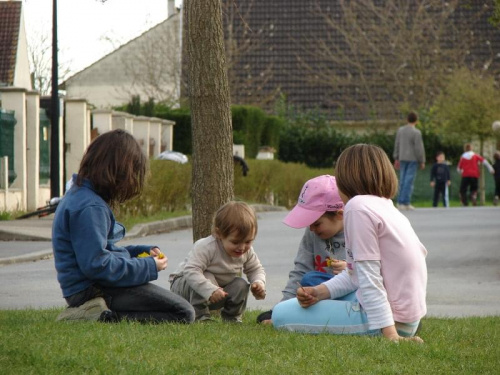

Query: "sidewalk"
left=0, top=204, right=286, bottom=265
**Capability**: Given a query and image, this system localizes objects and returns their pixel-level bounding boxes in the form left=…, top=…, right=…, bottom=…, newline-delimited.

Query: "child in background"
left=53, top=129, right=195, bottom=323
left=170, top=201, right=266, bottom=322
left=257, top=175, right=346, bottom=324
left=457, top=143, right=495, bottom=206
left=493, top=151, right=500, bottom=206
left=272, top=144, right=427, bottom=343
left=430, top=151, right=451, bottom=207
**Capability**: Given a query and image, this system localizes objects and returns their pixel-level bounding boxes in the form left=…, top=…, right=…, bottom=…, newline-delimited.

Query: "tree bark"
left=184, top=0, right=234, bottom=241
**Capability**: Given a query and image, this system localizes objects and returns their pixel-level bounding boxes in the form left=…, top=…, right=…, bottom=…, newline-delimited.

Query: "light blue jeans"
left=272, top=295, right=420, bottom=337
left=398, top=161, right=418, bottom=205
left=272, top=294, right=379, bottom=335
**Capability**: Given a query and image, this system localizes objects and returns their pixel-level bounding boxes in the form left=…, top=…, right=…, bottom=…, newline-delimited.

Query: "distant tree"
left=299, top=0, right=495, bottom=120
left=28, top=29, right=71, bottom=95
left=222, top=0, right=279, bottom=107
left=433, top=68, right=500, bottom=203
left=119, top=20, right=181, bottom=106
left=491, top=0, right=500, bottom=26
left=184, top=0, right=234, bottom=241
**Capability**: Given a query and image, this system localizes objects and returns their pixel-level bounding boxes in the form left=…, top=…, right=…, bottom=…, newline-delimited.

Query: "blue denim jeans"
left=300, top=271, right=333, bottom=287
left=66, top=283, right=195, bottom=323
left=398, top=161, right=418, bottom=205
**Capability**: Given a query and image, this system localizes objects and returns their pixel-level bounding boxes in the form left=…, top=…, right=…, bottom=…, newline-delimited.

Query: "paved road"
left=0, top=208, right=499, bottom=317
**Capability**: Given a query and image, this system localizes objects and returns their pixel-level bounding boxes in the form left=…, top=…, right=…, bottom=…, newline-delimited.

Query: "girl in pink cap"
left=257, top=174, right=348, bottom=324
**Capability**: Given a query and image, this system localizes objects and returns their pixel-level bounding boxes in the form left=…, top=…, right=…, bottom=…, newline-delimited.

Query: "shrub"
left=118, top=159, right=332, bottom=220
left=155, top=107, right=193, bottom=155
left=119, top=160, right=192, bottom=217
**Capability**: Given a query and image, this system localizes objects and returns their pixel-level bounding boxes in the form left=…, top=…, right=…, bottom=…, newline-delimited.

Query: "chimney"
left=167, top=0, right=177, bottom=18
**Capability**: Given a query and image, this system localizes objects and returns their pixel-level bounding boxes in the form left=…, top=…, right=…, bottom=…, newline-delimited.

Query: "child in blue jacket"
left=53, top=129, right=195, bottom=323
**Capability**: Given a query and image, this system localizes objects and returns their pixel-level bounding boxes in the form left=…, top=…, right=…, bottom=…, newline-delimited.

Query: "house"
left=63, top=1, right=500, bottom=123
left=0, top=0, right=31, bottom=90
left=222, top=0, right=500, bottom=121
left=61, top=1, right=181, bottom=108
left=0, top=0, right=44, bottom=212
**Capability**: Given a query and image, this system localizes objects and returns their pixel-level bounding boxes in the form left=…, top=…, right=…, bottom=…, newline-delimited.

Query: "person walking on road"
left=393, top=111, right=426, bottom=210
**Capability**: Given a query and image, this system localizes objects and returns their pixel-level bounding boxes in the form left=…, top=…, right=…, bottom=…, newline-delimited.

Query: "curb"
left=0, top=205, right=288, bottom=265
left=0, top=249, right=54, bottom=266
left=0, top=230, right=51, bottom=242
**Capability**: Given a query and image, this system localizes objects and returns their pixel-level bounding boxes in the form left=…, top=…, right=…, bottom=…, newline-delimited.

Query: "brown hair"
left=407, top=111, right=418, bottom=123
left=212, top=201, right=258, bottom=241
left=335, top=144, right=398, bottom=200
left=464, top=143, right=473, bottom=152
left=76, top=129, right=147, bottom=206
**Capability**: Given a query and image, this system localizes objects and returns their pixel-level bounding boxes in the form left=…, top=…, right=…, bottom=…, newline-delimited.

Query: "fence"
left=402, top=164, right=496, bottom=204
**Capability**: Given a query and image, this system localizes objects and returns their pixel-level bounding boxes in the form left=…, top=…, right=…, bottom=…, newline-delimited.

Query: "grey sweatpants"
left=170, top=271, right=250, bottom=321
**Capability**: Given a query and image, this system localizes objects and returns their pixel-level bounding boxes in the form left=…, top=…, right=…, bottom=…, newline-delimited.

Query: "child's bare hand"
left=150, top=247, right=165, bottom=258
left=251, top=282, right=266, bottom=300
left=154, top=256, right=167, bottom=272
left=430, top=181, right=435, bottom=187
left=297, top=286, right=319, bottom=308
left=150, top=247, right=167, bottom=267
left=209, top=288, right=228, bottom=304
left=330, top=259, right=346, bottom=275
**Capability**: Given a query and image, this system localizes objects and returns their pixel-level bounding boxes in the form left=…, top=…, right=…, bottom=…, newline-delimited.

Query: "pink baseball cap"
left=283, top=175, right=344, bottom=228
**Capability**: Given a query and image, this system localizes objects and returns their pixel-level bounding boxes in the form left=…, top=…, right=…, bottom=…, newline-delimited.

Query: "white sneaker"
left=407, top=205, right=415, bottom=210
left=397, top=204, right=408, bottom=210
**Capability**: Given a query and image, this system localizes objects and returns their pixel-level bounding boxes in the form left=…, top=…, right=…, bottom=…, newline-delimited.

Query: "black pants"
left=65, top=283, right=195, bottom=323
left=433, top=181, right=449, bottom=207
left=459, top=177, right=478, bottom=206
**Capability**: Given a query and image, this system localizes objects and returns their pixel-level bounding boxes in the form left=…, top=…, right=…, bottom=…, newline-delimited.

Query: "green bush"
left=118, top=159, right=332, bottom=220
left=232, top=105, right=268, bottom=158
left=122, top=100, right=282, bottom=158
left=234, top=159, right=329, bottom=207
left=119, top=160, right=192, bottom=217
left=261, top=115, right=283, bottom=153
left=155, top=107, right=193, bottom=155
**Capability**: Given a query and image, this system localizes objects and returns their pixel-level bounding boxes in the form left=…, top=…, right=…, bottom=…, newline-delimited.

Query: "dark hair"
left=435, top=151, right=444, bottom=158
left=407, top=112, right=418, bottom=123
left=335, top=144, right=398, bottom=200
left=77, top=129, right=147, bottom=206
left=213, top=201, right=258, bottom=241
left=494, top=151, right=500, bottom=161
left=323, top=211, right=338, bottom=219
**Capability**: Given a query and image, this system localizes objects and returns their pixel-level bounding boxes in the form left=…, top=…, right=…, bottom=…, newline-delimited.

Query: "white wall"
left=13, top=7, right=32, bottom=90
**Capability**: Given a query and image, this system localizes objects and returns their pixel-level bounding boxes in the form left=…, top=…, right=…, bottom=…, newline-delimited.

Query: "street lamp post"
left=50, top=0, right=60, bottom=198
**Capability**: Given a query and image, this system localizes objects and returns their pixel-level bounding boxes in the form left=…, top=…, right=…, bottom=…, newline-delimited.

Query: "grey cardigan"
left=393, top=124, right=426, bottom=164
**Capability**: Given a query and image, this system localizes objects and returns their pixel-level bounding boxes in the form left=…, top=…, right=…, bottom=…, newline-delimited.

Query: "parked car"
left=156, top=151, right=189, bottom=164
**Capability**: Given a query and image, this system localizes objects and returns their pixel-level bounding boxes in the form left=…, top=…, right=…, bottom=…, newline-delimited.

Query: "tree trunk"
left=184, top=0, right=234, bottom=241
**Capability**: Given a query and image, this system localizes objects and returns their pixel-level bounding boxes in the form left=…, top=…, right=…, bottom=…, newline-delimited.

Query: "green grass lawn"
left=1, top=309, right=498, bottom=374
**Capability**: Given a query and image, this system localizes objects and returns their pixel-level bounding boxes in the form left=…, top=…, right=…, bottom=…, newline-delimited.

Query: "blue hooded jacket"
left=52, top=176, right=157, bottom=298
